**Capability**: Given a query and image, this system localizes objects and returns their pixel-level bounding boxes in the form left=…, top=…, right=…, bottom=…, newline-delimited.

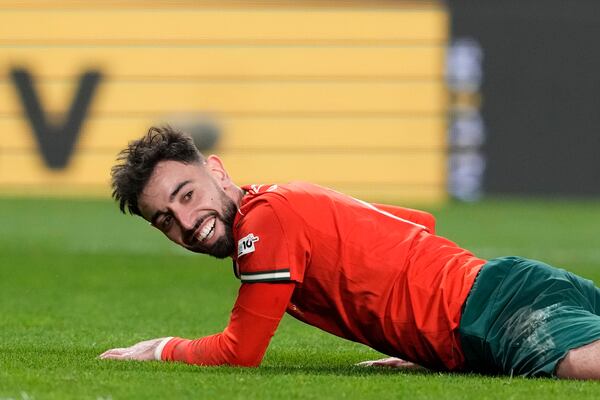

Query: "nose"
left=172, top=206, right=196, bottom=232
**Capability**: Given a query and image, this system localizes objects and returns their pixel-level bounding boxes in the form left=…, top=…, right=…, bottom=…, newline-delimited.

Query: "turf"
left=2, top=196, right=600, bottom=399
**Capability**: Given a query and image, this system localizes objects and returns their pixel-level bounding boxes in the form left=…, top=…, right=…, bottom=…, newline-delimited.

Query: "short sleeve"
left=234, top=199, right=309, bottom=284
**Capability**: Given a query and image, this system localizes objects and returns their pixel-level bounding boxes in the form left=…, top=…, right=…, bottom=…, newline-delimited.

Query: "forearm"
left=159, top=282, right=295, bottom=367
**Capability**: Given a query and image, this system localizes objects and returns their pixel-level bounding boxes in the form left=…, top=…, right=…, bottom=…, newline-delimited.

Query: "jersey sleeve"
left=234, top=199, right=309, bottom=284
left=160, top=281, right=295, bottom=367
left=372, top=203, right=436, bottom=234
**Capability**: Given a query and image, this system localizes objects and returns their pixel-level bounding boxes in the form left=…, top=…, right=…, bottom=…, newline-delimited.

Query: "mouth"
left=193, top=216, right=216, bottom=244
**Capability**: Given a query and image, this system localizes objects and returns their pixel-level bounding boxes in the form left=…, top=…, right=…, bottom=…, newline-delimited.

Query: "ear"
left=204, top=155, right=232, bottom=190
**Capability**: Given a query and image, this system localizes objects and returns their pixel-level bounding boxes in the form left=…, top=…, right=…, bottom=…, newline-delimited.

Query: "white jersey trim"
left=154, top=336, right=174, bottom=361
left=240, top=269, right=291, bottom=282
left=351, top=197, right=427, bottom=230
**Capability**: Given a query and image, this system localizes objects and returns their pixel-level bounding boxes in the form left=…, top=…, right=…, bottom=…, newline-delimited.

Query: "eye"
left=183, top=190, right=193, bottom=202
left=161, top=214, right=173, bottom=230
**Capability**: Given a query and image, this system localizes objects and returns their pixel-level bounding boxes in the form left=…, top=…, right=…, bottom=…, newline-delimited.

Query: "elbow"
left=221, top=329, right=267, bottom=367
left=229, top=350, right=265, bottom=367
left=232, top=358, right=262, bottom=368
left=182, top=354, right=261, bottom=367
left=424, top=215, right=436, bottom=234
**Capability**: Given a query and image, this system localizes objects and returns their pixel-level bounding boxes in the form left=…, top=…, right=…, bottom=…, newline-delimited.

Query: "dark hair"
left=111, top=125, right=203, bottom=216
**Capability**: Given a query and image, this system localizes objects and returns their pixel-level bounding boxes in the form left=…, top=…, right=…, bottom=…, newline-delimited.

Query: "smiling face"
left=137, top=157, right=240, bottom=258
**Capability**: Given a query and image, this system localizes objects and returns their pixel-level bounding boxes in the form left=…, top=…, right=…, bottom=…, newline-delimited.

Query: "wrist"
left=153, top=337, right=174, bottom=361
left=161, top=337, right=192, bottom=362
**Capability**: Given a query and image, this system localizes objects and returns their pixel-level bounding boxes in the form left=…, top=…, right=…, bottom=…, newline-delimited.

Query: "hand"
left=356, top=357, right=421, bottom=369
left=99, top=337, right=169, bottom=361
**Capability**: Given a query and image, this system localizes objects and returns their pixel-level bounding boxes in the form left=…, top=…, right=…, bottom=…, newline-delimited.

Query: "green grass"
left=2, top=196, right=600, bottom=399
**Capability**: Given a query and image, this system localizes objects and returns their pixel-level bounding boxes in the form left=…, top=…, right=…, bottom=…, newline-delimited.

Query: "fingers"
left=99, top=348, right=130, bottom=359
left=356, top=360, right=377, bottom=367
left=99, top=338, right=163, bottom=361
left=356, top=357, right=419, bottom=369
left=99, top=346, right=144, bottom=360
left=356, top=357, right=398, bottom=367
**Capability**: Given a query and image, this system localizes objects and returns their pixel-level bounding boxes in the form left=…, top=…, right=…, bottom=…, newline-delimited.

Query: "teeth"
left=197, top=218, right=216, bottom=242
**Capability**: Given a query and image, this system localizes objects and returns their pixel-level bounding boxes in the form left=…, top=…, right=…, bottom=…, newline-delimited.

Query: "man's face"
left=138, top=159, right=237, bottom=258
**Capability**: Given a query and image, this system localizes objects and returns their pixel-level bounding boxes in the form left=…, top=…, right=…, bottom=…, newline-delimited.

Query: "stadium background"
left=4, top=1, right=593, bottom=203
left=0, top=0, right=447, bottom=203
left=4, top=1, right=595, bottom=203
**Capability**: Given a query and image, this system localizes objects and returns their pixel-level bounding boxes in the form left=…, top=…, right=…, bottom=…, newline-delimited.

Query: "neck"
left=230, top=185, right=245, bottom=207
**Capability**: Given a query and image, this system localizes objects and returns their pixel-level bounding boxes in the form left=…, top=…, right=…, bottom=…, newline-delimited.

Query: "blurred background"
left=3, top=2, right=600, bottom=397
left=3, top=1, right=597, bottom=204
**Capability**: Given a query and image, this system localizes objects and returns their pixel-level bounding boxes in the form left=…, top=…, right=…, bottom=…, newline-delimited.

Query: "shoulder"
left=235, top=183, right=310, bottom=246
left=238, top=182, right=322, bottom=221
left=233, top=183, right=315, bottom=283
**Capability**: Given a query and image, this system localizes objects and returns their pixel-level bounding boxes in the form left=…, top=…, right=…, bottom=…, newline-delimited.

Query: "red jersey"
left=162, top=182, right=485, bottom=370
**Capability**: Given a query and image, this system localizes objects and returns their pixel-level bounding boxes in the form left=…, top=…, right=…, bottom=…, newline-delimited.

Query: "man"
left=101, top=126, right=600, bottom=379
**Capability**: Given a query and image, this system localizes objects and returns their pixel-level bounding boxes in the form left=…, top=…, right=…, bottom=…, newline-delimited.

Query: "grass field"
left=2, top=196, right=600, bottom=399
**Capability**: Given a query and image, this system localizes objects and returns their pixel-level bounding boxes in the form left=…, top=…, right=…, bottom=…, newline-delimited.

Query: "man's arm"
left=372, top=203, right=436, bottom=234
left=100, top=281, right=295, bottom=366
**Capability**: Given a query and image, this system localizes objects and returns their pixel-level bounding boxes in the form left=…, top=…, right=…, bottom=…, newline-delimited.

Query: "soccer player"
left=101, top=126, right=600, bottom=379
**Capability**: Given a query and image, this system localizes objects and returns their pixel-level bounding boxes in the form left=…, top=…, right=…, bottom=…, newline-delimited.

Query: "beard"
left=184, top=193, right=237, bottom=259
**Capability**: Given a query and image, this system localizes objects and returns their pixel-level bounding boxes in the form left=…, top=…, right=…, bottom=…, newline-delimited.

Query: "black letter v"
left=10, top=68, right=102, bottom=169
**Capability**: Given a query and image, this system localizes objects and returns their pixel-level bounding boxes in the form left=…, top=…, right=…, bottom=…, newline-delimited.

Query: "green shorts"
left=459, top=256, right=600, bottom=377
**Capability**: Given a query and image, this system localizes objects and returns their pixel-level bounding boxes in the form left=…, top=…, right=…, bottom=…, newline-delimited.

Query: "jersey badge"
left=238, top=233, right=260, bottom=257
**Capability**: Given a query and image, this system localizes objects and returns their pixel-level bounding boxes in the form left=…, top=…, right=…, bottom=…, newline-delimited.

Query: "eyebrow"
left=149, top=179, right=192, bottom=225
left=170, top=179, right=192, bottom=201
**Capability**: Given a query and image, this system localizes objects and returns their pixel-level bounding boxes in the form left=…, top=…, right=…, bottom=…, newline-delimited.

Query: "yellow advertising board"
left=0, top=0, right=448, bottom=203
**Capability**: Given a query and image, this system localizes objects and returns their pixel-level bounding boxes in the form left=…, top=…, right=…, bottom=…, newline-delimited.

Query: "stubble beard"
left=187, top=194, right=237, bottom=259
